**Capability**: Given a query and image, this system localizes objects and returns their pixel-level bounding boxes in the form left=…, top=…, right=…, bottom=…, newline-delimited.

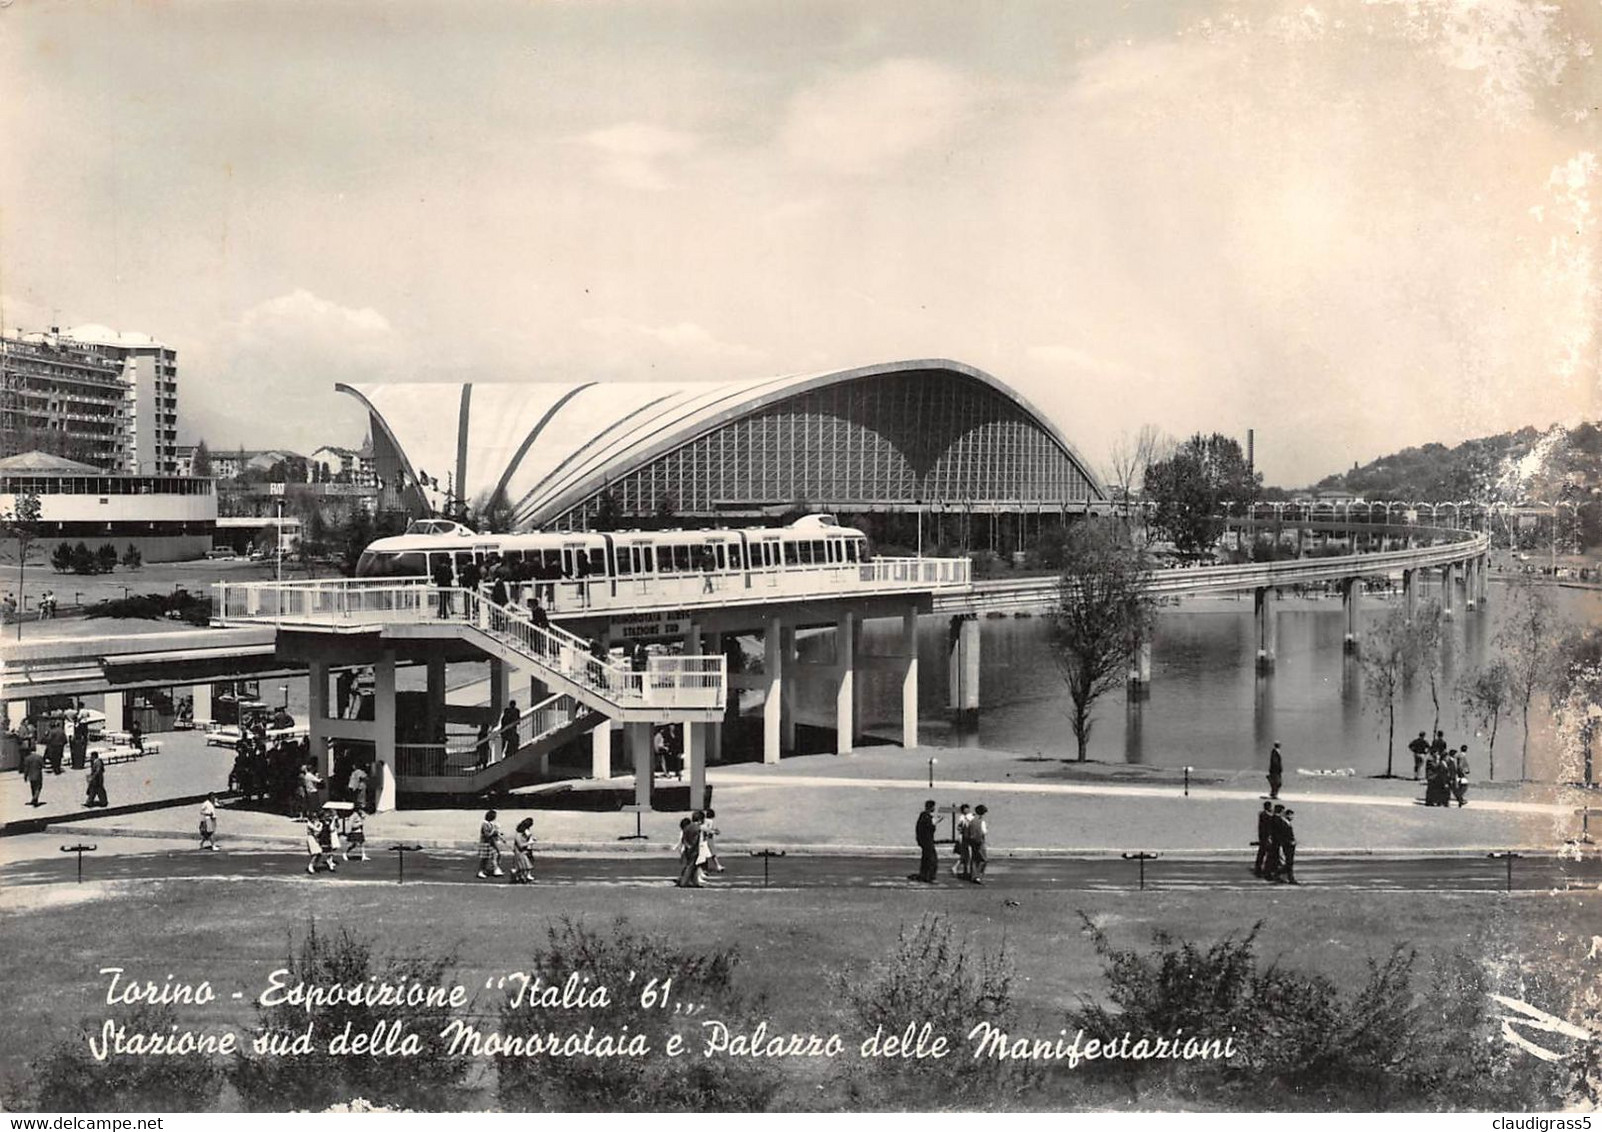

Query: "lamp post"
left=927, top=757, right=937, bottom=789
left=275, top=497, right=285, bottom=588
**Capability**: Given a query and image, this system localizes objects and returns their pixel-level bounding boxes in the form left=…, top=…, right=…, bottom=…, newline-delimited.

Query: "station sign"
left=611, top=609, right=697, bottom=641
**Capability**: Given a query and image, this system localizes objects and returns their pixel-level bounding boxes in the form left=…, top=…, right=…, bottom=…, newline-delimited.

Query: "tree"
left=1548, top=626, right=1602, bottom=786
left=1047, top=519, right=1157, bottom=761
left=1458, top=659, right=1512, bottom=780
left=1359, top=603, right=1437, bottom=777
left=1496, top=581, right=1558, bottom=780
left=191, top=439, right=211, bottom=477
left=1410, top=601, right=1450, bottom=734
left=50, top=541, right=73, bottom=573
left=69, top=541, right=96, bottom=576
left=96, top=543, right=119, bottom=574
left=2, top=492, right=43, bottom=636
left=654, top=491, right=677, bottom=525
left=120, top=543, right=143, bottom=570
left=1107, top=424, right=1168, bottom=526
left=1143, top=432, right=1260, bottom=562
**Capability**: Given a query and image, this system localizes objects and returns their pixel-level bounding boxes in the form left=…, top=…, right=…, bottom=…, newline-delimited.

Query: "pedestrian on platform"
left=432, top=557, right=454, bottom=618
left=1262, top=805, right=1286, bottom=879
left=1252, top=800, right=1274, bottom=877
left=912, top=799, right=939, bottom=883
left=477, top=809, right=506, bottom=878
left=298, top=764, right=323, bottom=819
left=84, top=751, right=107, bottom=808
left=23, top=744, right=44, bottom=806
left=966, top=805, right=990, bottom=884
left=1266, top=742, right=1284, bottom=799
left=199, top=794, right=218, bottom=851
left=128, top=720, right=144, bottom=753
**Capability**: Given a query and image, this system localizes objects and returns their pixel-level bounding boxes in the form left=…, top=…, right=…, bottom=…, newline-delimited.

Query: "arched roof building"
left=340, top=359, right=1107, bottom=530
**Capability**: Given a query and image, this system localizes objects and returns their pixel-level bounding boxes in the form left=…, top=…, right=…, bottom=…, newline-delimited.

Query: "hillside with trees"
left=1312, top=421, right=1602, bottom=503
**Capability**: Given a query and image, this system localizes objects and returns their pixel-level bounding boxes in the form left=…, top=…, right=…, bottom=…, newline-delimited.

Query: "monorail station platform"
left=210, top=542, right=973, bottom=812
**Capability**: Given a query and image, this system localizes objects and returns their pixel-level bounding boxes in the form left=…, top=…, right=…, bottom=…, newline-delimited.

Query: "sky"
left=1, top=0, right=1597, bottom=487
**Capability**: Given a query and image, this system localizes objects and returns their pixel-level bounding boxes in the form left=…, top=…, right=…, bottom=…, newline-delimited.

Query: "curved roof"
left=340, top=359, right=1106, bottom=525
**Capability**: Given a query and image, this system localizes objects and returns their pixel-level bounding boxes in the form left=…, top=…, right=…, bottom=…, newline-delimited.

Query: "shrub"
left=121, top=543, right=143, bottom=569
left=494, top=916, right=783, bottom=1112
left=832, top=915, right=1027, bottom=1107
left=96, top=543, right=119, bottom=574
left=1066, top=913, right=1571, bottom=1110
left=4, top=1004, right=223, bottom=1111
left=230, top=918, right=471, bottom=1112
left=50, top=541, right=73, bottom=573
left=87, top=590, right=211, bottom=625
left=70, top=541, right=96, bottom=575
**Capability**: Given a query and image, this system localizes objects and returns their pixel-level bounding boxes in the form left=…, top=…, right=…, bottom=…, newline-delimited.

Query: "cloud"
left=778, top=58, right=980, bottom=176
left=576, top=122, right=699, bottom=191
left=184, top=290, right=401, bottom=450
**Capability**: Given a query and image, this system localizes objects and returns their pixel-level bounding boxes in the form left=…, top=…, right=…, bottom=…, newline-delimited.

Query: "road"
left=7, top=846, right=1600, bottom=893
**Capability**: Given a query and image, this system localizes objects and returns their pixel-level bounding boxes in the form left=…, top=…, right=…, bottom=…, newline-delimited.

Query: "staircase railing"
left=391, top=692, right=591, bottom=779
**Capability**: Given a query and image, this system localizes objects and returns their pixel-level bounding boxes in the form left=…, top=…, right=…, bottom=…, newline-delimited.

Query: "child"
left=342, top=808, right=368, bottom=862
left=511, top=817, right=535, bottom=884
left=198, top=793, right=218, bottom=851
left=317, top=811, right=340, bottom=872
left=477, top=809, right=505, bottom=878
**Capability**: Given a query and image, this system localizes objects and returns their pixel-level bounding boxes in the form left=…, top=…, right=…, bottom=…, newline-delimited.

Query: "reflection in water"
left=790, top=586, right=1599, bottom=774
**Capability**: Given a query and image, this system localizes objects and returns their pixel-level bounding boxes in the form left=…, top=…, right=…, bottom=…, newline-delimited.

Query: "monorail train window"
left=615, top=547, right=632, bottom=576
left=845, top=540, right=860, bottom=562
left=586, top=549, right=605, bottom=575
left=631, top=546, right=651, bottom=574
left=714, top=544, right=725, bottom=570
left=783, top=541, right=799, bottom=565
left=726, top=544, right=742, bottom=569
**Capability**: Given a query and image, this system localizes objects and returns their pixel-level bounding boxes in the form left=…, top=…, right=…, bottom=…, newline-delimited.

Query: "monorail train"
left=354, top=514, right=870, bottom=586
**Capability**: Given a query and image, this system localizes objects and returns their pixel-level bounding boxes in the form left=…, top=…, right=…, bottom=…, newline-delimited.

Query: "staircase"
left=388, top=589, right=726, bottom=722
left=392, top=692, right=604, bottom=793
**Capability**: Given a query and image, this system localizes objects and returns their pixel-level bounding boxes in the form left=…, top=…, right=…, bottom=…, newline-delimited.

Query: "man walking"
left=912, top=800, right=939, bottom=883
left=498, top=700, right=521, bottom=761
left=1452, top=746, right=1470, bottom=807
left=1408, top=731, right=1429, bottom=781
left=1274, top=808, right=1298, bottom=884
left=23, top=744, right=44, bottom=806
left=42, top=722, right=67, bottom=778
left=1252, top=801, right=1275, bottom=877
left=84, top=750, right=108, bottom=808
left=1266, top=742, right=1284, bottom=800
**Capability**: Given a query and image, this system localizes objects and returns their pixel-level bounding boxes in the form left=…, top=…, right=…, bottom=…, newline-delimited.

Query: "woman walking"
left=198, top=793, right=219, bottom=851
left=511, top=817, right=536, bottom=884
left=966, top=805, right=990, bottom=884
left=477, top=809, right=506, bottom=878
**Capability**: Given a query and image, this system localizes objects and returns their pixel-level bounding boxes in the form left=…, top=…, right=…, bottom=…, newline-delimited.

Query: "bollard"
left=388, top=843, right=424, bottom=884
left=1121, top=850, right=1160, bottom=891
left=1184, top=766, right=1192, bottom=797
left=1578, top=808, right=1595, bottom=846
left=60, top=843, right=98, bottom=884
left=748, top=849, right=787, bottom=888
left=1487, top=851, right=1522, bottom=893
left=928, top=757, right=938, bottom=790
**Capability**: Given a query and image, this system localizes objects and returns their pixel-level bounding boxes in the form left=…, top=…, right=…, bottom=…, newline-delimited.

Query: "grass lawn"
left=1, top=877, right=1594, bottom=1110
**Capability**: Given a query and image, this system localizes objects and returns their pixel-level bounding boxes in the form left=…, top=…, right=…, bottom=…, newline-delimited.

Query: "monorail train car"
left=353, top=513, right=870, bottom=587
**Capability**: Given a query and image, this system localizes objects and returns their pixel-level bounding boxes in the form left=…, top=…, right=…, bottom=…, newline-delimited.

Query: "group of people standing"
left=913, top=800, right=989, bottom=884
left=17, top=715, right=101, bottom=809
left=1408, top=731, right=1470, bottom=807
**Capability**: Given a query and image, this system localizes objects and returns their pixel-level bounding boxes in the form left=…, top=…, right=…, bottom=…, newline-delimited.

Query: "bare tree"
left=1496, top=581, right=1558, bottom=780
left=1106, top=426, right=1169, bottom=539
left=1047, top=519, right=1157, bottom=761
left=1359, top=602, right=1436, bottom=777
left=1458, top=659, right=1512, bottom=780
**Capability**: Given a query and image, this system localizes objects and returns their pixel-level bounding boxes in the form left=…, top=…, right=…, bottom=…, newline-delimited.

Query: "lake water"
left=792, top=581, right=1599, bottom=778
